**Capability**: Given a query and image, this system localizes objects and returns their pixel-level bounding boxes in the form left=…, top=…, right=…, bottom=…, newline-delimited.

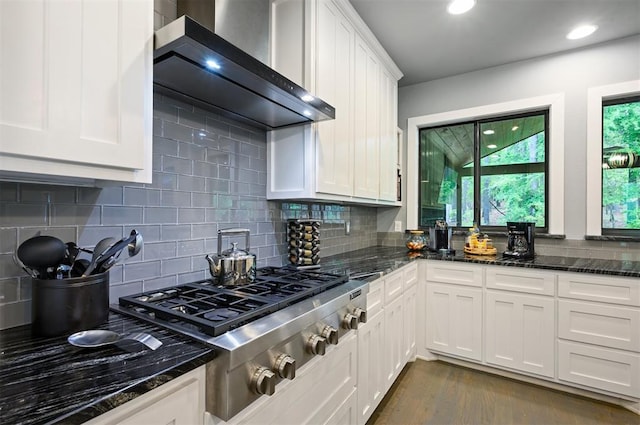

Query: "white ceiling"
left=349, top=0, right=640, bottom=87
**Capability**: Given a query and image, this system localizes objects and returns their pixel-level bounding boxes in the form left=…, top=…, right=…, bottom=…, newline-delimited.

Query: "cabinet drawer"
left=558, top=272, right=640, bottom=306
left=486, top=267, right=555, bottom=296
left=558, top=300, right=640, bottom=352
left=558, top=340, right=640, bottom=398
left=426, top=261, right=483, bottom=287
left=384, top=271, right=404, bottom=304
left=367, top=278, right=384, bottom=317
left=403, top=262, right=418, bottom=288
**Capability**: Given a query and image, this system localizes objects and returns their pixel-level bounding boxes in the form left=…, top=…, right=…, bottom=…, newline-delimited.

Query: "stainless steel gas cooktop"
left=113, top=266, right=368, bottom=420
left=116, top=266, right=350, bottom=340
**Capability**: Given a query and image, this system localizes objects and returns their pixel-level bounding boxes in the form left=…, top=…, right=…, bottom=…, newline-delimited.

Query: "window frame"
left=418, top=110, right=549, bottom=231
left=586, top=80, right=640, bottom=237
left=407, top=93, right=565, bottom=234
left=599, top=94, right=640, bottom=236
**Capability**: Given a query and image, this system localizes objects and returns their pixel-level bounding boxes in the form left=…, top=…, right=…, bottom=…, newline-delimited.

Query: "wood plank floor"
left=367, top=360, right=640, bottom=425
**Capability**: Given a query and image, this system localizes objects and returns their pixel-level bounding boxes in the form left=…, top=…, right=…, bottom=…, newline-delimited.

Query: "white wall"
left=385, top=35, right=640, bottom=239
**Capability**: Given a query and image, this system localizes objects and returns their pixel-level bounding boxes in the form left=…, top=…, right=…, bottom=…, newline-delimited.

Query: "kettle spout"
left=205, top=254, right=221, bottom=278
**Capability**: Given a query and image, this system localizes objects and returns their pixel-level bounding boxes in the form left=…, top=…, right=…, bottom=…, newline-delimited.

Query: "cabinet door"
left=353, top=33, right=380, bottom=199
left=378, top=66, right=398, bottom=202
left=315, top=0, right=354, bottom=196
left=426, top=283, right=482, bottom=361
left=0, top=0, right=152, bottom=183
left=384, top=295, right=404, bottom=390
left=403, top=281, right=417, bottom=362
left=402, top=262, right=418, bottom=361
left=357, top=309, right=385, bottom=425
left=485, top=291, right=555, bottom=377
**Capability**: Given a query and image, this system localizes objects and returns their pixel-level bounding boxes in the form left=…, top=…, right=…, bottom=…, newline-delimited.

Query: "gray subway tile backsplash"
left=4, top=34, right=632, bottom=331
left=0, top=1, right=382, bottom=330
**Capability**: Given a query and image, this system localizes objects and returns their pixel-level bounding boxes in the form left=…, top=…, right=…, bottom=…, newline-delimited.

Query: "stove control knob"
left=342, top=313, right=359, bottom=330
left=251, top=367, right=276, bottom=396
left=274, top=354, right=296, bottom=379
left=307, top=334, right=327, bottom=356
left=321, top=325, right=339, bottom=345
left=354, top=307, right=367, bottom=324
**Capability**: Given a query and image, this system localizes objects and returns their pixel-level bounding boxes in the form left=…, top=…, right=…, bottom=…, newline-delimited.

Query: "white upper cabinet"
left=0, top=0, right=153, bottom=184
left=353, top=33, right=379, bottom=199
left=378, top=66, right=398, bottom=202
left=315, top=0, right=355, bottom=197
left=268, top=0, right=402, bottom=206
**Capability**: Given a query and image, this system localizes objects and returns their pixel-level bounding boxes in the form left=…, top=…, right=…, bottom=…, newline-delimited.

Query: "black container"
left=32, top=272, right=109, bottom=337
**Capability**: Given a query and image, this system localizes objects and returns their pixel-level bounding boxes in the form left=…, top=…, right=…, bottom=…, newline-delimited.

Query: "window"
left=601, top=96, right=640, bottom=234
left=418, top=111, right=549, bottom=231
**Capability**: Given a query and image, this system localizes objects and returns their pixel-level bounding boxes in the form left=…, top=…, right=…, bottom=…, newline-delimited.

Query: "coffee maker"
left=503, top=222, right=535, bottom=259
left=428, top=220, right=452, bottom=252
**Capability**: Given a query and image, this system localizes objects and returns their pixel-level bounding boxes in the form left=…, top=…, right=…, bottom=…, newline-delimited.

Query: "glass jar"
left=406, top=230, right=426, bottom=251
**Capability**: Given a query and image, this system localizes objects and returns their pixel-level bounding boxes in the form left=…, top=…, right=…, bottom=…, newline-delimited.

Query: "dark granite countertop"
left=317, top=246, right=640, bottom=279
left=2, top=246, right=638, bottom=425
left=0, top=313, right=215, bottom=425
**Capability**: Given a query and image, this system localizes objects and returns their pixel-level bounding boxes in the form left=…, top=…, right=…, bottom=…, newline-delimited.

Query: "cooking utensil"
left=82, top=236, right=117, bottom=276
left=17, top=235, right=67, bottom=276
left=96, top=230, right=143, bottom=273
left=67, top=330, right=162, bottom=350
left=64, top=242, right=93, bottom=265
left=206, top=228, right=257, bottom=286
left=71, top=258, right=90, bottom=277
left=13, top=251, right=39, bottom=278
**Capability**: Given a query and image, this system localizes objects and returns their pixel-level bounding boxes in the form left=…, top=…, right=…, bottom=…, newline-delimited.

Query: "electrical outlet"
left=345, top=220, right=351, bottom=235
left=394, top=220, right=402, bottom=232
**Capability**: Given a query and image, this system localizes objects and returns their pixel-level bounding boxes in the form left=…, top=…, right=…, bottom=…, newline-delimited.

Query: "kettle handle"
left=217, top=228, right=251, bottom=254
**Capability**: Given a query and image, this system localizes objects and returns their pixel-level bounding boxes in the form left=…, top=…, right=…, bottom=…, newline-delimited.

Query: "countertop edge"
left=56, top=351, right=215, bottom=425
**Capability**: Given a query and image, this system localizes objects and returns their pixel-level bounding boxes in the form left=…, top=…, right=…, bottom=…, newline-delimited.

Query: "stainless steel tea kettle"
left=206, top=228, right=257, bottom=286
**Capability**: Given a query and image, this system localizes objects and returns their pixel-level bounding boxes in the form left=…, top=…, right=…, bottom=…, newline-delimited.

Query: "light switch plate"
left=394, top=221, right=402, bottom=232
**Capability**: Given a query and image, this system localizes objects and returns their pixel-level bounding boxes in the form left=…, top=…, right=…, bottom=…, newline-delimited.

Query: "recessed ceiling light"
left=206, top=59, right=221, bottom=70
left=301, top=94, right=315, bottom=102
left=447, top=0, right=476, bottom=15
left=567, top=24, right=598, bottom=40
left=511, top=126, right=519, bottom=131
left=487, top=144, right=497, bottom=149
left=483, top=129, right=495, bottom=135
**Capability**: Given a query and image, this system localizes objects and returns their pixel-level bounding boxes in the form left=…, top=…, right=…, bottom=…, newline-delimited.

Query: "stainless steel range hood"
left=154, top=15, right=335, bottom=130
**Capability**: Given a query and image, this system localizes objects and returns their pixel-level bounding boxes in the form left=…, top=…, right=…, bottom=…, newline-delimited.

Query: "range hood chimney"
left=153, top=0, right=335, bottom=130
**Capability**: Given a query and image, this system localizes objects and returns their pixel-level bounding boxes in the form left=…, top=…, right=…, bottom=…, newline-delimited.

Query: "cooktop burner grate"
left=117, top=267, right=348, bottom=337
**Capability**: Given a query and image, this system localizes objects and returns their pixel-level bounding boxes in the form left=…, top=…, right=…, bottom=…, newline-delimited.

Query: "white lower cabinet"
left=558, top=340, right=640, bottom=398
left=402, top=263, right=418, bottom=363
left=85, top=366, right=206, bottom=425
left=357, top=262, right=418, bottom=425
left=422, top=262, right=640, bottom=409
left=403, top=277, right=418, bottom=363
left=485, top=290, right=555, bottom=377
left=384, top=295, right=405, bottom=389
left=425, top=282, right=483, bottom=361
left=557, top=271, right=640, bottom=400
left=357, top=309, right=385, bottom=425
left=558, top=299, right=640, bottom=352
left=221, top=332, right=357, bottom=425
